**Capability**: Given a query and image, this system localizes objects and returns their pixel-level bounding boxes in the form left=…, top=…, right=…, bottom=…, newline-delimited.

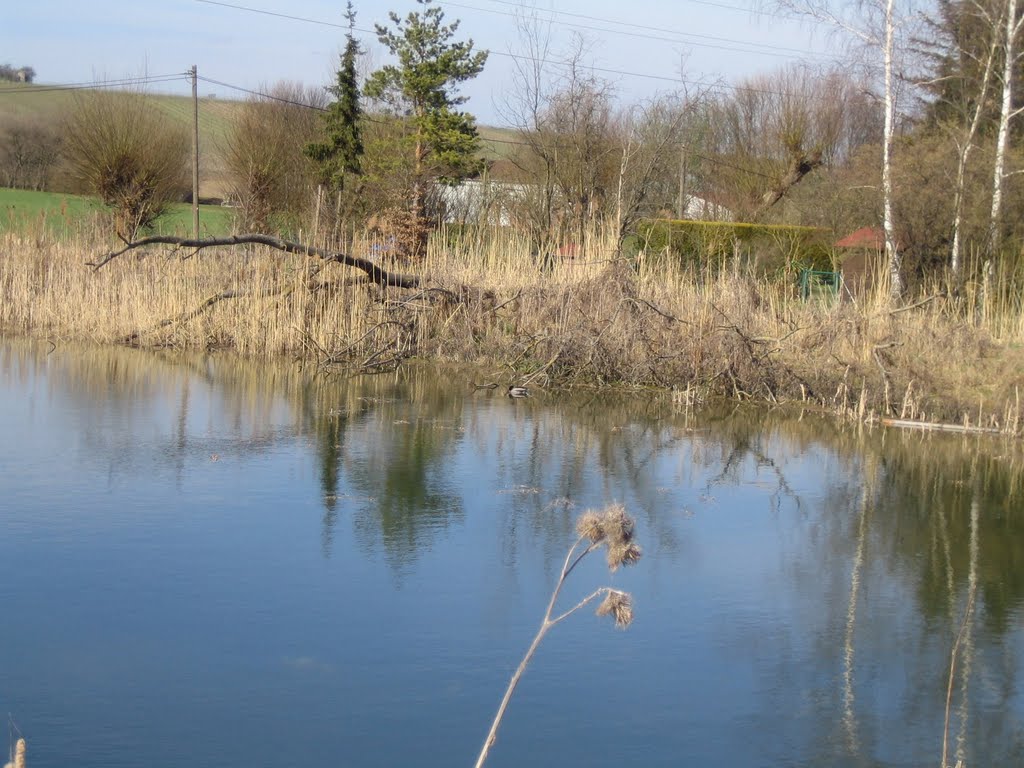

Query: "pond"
left=1, top=337, right=1022, bottom=768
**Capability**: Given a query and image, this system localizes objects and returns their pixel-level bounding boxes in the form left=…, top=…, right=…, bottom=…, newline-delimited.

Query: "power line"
left=192, top=0, right=834, bottom=71
left=479, top=0, right=793, bottom=22
left=197, top=75, right=330, bottom=110
left=0, top=74, right=187, bottom=95
left=190, top=0, right=836, bottom=100
left=442, top=0, right=833, bottom=60
left=194, top=0, right=349, bottom=28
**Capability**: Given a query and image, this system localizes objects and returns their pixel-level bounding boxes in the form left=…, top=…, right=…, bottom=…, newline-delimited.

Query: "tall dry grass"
left=2, top=222, right=1023, bottom=431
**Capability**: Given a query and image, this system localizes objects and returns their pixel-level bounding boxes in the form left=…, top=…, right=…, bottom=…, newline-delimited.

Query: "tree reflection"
left=10, top=337, right=1024, bottom=766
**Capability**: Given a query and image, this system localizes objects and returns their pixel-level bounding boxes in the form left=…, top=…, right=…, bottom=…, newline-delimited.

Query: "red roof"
left=835, top=226, right=885, bottom=249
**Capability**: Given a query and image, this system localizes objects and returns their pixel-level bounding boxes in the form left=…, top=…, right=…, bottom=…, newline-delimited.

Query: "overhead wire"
left=192, top=0, right=833, bottom=66
left=476, top=0, right=790, bottom=22
left=0, top=73, right=187, bottom=95
left=440, top=0, right=833, bottom=60
left=0, top=66, right=782, bottom=183
left=190, top=0, right=840, bottom=100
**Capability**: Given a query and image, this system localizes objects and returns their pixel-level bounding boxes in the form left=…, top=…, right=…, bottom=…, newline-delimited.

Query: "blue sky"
left=6, top=0, right=839, bottom=124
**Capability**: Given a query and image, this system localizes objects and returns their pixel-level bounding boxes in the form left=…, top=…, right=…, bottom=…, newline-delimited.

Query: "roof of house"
left=835, top=226, right=885, bottom=249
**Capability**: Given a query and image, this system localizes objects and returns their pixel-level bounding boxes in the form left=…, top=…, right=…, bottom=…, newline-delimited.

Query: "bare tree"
left=778, top=0, right=915, bottom=299
left=702, top=64, right=853, bottom=220
left=612, top=93, right=696, bottom=237
left=502, top=18, right=698, bottom=250
left=222, top=82, right=325, bottom=232
left=987, top=0, right=1024, bottom=258
left=917, top=0, right=1020, bottom=276
left=0, top=117, right=61, bottom=190
left=62, top=88, right=189, bottom=239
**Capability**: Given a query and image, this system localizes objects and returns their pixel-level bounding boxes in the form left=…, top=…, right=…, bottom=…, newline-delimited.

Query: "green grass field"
left=0, top=187, right=235, bottom=238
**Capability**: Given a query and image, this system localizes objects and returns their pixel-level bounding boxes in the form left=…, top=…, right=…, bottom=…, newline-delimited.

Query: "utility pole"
left=676, top=144, right=688, bottom=220
left=190, top=65, right=200, bottom=239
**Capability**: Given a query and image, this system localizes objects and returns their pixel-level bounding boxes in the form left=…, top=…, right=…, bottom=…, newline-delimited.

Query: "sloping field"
left=0, top=82, right=243, bottom=197
left=1, top=82, right=518, bottom=182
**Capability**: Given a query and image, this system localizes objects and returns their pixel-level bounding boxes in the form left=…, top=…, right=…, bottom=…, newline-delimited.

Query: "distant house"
left=679, top=194, right=733, bottom=222
left=431, top=178, right=530, bottom=227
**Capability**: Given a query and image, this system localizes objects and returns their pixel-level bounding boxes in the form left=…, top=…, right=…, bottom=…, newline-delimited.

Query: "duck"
left=507, top=385, right=531, bottom=398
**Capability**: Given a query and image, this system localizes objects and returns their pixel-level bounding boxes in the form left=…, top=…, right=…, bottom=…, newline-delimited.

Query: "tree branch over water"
left=87, top=233, right=428, bottom=291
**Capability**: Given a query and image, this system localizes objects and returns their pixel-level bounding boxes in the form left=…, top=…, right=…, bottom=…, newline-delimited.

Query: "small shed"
left=835, top=226, right=885, bottom=293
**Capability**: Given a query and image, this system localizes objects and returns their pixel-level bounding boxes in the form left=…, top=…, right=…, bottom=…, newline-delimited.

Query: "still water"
left=1, top=337, right=1023, bottom=768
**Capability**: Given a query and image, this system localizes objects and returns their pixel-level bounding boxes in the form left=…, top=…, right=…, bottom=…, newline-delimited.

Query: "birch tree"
left=778, top=0, right=912, bottom=298
left=919, top=0, right=1003, bottom=277
left=988, top=0, right=1024, bottom=258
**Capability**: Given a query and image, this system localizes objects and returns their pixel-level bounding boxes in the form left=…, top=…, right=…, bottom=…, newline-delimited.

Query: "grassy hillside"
left=0, top=187, right=235, bottom=237
left=0, top=82, right=244, bottom=197
left=477, top=124, right=520, bottom=162
left=1, top=82, right=520, bottom=188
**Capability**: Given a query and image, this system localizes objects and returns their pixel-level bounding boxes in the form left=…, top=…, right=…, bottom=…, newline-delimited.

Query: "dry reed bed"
left=2, top=227, right=1022, bottom=432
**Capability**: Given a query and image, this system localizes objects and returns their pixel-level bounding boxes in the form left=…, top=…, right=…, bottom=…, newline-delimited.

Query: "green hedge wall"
left=635, top=219, right=834, bottom=274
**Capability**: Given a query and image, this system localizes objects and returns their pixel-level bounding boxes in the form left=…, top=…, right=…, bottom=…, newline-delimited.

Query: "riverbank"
left=1, top=227, right=1022, bottom=433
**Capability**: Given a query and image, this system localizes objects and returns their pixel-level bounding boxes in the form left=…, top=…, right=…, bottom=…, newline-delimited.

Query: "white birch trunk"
left=882, top=0, right=903, bottom=299
left=951, top=10, right=1000, bottom=277
left=989, top=0, right=1022, bottom=257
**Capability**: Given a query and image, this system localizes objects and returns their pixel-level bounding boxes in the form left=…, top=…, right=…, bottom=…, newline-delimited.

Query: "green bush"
left=635, top=218, right=833, bottom=275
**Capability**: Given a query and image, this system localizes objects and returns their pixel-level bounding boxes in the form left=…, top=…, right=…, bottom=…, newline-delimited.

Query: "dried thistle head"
left=596, top=589, right=634, bottom=629
left=576, top=510, right=606, bottom=543
left=606, top=539, right=643, bottom=572
left=600, top=503, right=635, bottom=546
left=11, top=739, right=26, bottom=768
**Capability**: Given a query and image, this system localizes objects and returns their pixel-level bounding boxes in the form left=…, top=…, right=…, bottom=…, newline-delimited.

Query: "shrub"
left=222, top=82, right=324, bottom=233
left=0, top=117, right=62, bottom=190
left=62, top=89, right=189, bottom=239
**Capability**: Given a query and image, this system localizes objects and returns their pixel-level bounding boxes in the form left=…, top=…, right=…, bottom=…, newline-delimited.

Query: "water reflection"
left=2, top=337, right=1023, bottom=768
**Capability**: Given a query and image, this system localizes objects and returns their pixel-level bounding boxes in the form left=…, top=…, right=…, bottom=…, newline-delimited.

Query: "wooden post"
left=190, top=65, right=200, bottom=239
left=313, top=185, right=323, bottom=246
left=676, top=143, right=687, bottom=219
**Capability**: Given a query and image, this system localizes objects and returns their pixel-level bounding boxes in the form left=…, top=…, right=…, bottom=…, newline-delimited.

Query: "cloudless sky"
left=5, top=0, right=842, bottom=124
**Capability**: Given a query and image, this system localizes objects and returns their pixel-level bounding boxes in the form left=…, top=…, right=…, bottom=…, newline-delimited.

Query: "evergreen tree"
left=917, top=0, right=1022, bottom=132
left=364, top=0, right=488, bottom=220
left=306, top=2, right=364, bottom=191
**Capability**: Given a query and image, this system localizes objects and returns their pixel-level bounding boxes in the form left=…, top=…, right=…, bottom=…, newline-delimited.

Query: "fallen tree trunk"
left=88, top=233, right=425, bottom=290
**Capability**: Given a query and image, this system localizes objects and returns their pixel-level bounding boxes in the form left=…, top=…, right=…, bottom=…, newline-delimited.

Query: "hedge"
left=635, top=218, right=834, bottom=274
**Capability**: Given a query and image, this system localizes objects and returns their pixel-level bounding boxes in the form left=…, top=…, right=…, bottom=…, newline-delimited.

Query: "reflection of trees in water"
left=10, top=338, right=1024, bottom=764
left=346, top=417, right=465, bottom=566
left=741, top=415, right=1024, bottom=768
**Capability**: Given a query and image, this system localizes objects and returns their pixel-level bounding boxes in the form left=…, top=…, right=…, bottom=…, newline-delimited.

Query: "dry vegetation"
left=2, top=222, right=1022, bottom=433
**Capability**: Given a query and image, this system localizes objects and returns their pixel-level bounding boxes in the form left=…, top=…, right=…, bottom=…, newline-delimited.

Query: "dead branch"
left=487, top=289, right=523, bottom=315
left=89, top=233, right=425, bottom=290
left=621, top=297, right=691, bottom=325
left=889, top=292, right=946, bottom=316
left=122, top=288, right=248, bottom=345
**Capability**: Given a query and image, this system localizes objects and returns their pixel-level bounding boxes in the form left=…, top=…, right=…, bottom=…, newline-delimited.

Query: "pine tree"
left=364, top=0, right=488, bottom=222
left=305, top=2, right=364, bottom=191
